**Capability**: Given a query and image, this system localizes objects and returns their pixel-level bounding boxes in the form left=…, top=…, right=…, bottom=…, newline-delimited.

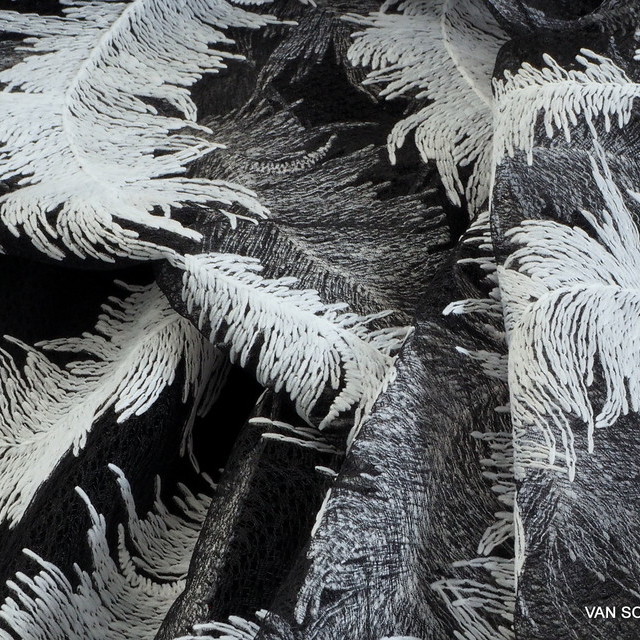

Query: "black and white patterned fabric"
left=0, top=1, right=639, bottom=639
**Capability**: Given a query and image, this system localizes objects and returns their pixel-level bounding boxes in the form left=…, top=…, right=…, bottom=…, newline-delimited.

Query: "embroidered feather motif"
left=494, top=49, right=640, bottom=164
left=0, top=0, right=277, bottom=262
left=345, top=0, right=507, bottom=211
left=0, top=466, right=214, bottom=640
left=0, top=282, right=223, bottom=527
left=180, top=614, right=264, bottom=640
left=498, top=146, right=640, bottom=480
left=178, top=252, right=411, bottom=431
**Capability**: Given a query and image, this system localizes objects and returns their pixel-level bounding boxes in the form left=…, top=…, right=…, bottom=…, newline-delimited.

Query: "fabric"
left=0, top=0, right=639, bottom=639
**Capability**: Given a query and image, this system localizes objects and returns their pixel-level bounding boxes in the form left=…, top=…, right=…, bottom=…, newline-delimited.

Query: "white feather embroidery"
left=178, top=252, right=411, bottom=430
left=345, top=0, right=507, bottom=211
left=494, top=49, right=640, bottom=164
left=181, top=615, right=263, bottom=640
left=438, top=211, right=515, bottom=640
left=0, top=466, right=214, bottom=640
left=0, top=0, right=276, bottom=262
left=0, top=282, right=222, bottom=526
left=498, top=146, right=640, bottom=480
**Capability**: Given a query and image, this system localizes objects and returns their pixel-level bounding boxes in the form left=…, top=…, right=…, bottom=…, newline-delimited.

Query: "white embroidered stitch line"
left=345, top=0, right=507, bottom=212
left=174, top=610, right=269, bottom=640
left=177, top=252, right=412, bottom=432
left=431, top=570, right=514, bottom=640
left=444, top=211, right=506, bottom=348
left=110, top=464, right=216, bottom=581
left=0, top=0, right=277, bottom=262
left=251, top=417, right=346, bottom=455
left=190, top=616, right=260, bottom=640
left=0, top=466, right=214, bottom=640
left=499, top=145, right=640, bottom=480
left=494, top=49, right=640, bottom=165
left=439, top=211, right=515, bottom=640
left=0, top=282, right=221, bottom=527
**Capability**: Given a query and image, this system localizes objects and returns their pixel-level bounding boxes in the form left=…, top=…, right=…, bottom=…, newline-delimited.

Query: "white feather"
left=187, top=615, right=261, bottom=640
left=0, top=466, right=213, bottom=640
left=0, top=0, right=276, bottom=261
left=0, top=283, right=222, bottom=526
left=110, top=464, right=215, bottom=582
left=494, top=49, right=640, bottom=164
left=178, top=252, right=411, bottom=430
left=345, top=0, right=507, bottom=211
left=499, top=146, right=640, bottom=479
